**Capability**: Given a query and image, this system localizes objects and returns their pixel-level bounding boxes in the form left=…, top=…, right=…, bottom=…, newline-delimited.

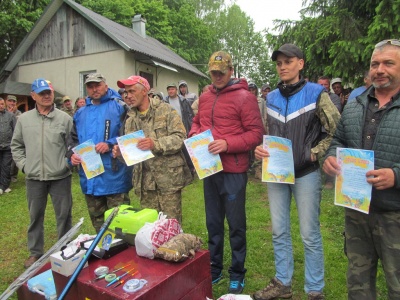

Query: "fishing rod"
left=0, top=218, right=84, bottom=300
left=58, top=207, right=119, bottom=300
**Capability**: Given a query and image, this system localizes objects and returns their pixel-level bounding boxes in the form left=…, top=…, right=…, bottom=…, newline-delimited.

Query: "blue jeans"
left=267, top=169, right=324, bottom=293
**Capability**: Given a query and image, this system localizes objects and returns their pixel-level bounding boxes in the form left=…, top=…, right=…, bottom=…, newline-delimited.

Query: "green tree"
left=270, top=0, right=400, bottom=86
left=0, top=0, right=50, bottom=69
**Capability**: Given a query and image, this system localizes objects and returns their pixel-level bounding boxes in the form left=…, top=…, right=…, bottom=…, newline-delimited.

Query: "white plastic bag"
left=135, top=212, right=183, bottom=259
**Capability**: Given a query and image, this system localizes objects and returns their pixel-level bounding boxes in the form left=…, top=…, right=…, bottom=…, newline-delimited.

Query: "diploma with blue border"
left=335, top=147, right=374, bottom=214
left=184, top=129, right=223, bottom=179
left=261, top=135, right=295, bottom=184
left=72, top=139, right=105, bottom=179
left=116, top=130, right=154, bottom=166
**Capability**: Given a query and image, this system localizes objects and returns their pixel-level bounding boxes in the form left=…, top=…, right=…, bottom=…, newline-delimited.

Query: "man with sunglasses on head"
left=11, top=78, right=73, bottom=268
left=324, top=39, right=400, bottom=299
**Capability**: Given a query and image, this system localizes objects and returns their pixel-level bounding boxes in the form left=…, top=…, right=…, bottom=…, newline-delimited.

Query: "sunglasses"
left=375, top=39, right=400, bottom=48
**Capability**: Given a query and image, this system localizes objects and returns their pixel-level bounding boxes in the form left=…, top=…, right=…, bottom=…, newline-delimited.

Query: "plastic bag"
left=135, top=212, right=183, bottom=259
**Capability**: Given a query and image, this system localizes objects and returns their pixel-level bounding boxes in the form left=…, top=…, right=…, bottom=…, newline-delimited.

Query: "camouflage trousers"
left=140, top=189, right=182, bottom=224
left=345, top=208, right=400, bottom=300
left=85, top=193, right=129, bottom=233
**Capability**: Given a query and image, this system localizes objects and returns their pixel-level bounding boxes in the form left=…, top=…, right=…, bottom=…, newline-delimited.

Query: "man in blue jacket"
left=68, top=73, right=132, bottom=232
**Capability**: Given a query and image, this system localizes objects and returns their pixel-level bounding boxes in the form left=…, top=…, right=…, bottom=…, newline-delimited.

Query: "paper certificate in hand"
left=335, top=148, right=374, bottom=214
left=116, top=130, right=154, bottom=166
left=184, top=129, right=223, bottom=179
left=72, top=139, right=105, bottom=179
left=261, top=135, right=295, bottom=184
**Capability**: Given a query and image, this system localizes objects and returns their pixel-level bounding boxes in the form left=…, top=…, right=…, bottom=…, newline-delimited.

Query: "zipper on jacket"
left=211, top=92, right=219, bottom=130
left=234, top=154, right=238, bottom=166
left=41, top=116, right=45, bottom=179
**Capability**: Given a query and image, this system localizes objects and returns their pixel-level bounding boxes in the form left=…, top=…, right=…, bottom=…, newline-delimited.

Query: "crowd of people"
left=2, top=38, right=400, bottom=299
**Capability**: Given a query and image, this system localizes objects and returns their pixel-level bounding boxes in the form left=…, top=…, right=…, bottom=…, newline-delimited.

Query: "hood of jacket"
left=277, top=76, right=307, bottom=98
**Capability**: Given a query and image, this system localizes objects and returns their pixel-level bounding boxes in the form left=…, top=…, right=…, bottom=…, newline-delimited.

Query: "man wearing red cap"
left=113, top=75, right=192, bottom=223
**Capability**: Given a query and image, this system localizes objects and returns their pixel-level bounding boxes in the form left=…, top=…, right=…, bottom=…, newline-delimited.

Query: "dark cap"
left=271, top=43, right=304, bottom=61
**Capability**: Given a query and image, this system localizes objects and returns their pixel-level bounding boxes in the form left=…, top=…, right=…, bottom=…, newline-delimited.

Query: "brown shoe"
left=24, top=256, right=40, bottom=268
left=308, top=292, right=325, bottom=300
left=253, top=278, right=292, bottom=300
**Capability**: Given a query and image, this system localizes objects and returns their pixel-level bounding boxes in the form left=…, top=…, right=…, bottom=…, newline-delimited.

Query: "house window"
left=139, top=71, right=154, bottom=88
left=79, top=70, right=96, bottom=97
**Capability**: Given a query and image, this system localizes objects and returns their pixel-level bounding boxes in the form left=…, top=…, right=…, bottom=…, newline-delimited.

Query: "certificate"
left=184, top=129, right=223, bottom=179
left=116, top=130, right=154, bottom=166
left=72, top=139, right=104, bottom=179
left=261, top=135, right=295, bottom=184
left=335, top=148, right=374, bottom=214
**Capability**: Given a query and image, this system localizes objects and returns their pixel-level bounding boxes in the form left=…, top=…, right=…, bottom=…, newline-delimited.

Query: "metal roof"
left=0, top=81, right=63, bottom=97
left=0, top=0, right=206, bottom=81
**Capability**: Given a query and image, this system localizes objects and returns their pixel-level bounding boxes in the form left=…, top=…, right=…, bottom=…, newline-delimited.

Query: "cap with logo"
left=331, top=78, right=342, bottom=85
left=117, top=75, right=150, bottom=91
left=62, top=95, right=71, bottom=102
left=208, top=51, right=233, bottom=74
left=32, top=78, right=52, bottom=94
left=271, top=44, right=304, bottom=61
left=85, top=73, right=106, bottom=84
left=7, top=95, right=17, bottom=102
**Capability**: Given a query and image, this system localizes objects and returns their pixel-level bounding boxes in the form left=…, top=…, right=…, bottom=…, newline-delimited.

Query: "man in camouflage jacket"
left=114, top=75, right=192, bottom=224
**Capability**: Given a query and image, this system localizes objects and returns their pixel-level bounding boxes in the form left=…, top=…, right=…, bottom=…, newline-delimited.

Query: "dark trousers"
left=26, top=176, right=73, bottom=256
left=0, top=149, right=13, bottom=190
left=345, top=209, right=400, bottom=299
left=204, top=172, right=247, bottom=281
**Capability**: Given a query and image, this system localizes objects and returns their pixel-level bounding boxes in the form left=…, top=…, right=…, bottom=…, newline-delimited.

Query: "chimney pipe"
left=132, top=14, right=146, bottom=38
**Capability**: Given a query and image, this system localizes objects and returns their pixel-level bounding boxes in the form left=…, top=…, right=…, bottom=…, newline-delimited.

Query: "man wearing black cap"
left=254, top=44, right=340, bottom=300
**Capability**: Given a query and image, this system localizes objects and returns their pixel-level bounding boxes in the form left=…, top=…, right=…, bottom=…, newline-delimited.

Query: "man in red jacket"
left=189, top=51, right=264, bottom=294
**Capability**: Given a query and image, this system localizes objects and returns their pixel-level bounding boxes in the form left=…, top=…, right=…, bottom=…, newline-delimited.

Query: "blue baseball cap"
left=32, top=78, right=52, bottom=93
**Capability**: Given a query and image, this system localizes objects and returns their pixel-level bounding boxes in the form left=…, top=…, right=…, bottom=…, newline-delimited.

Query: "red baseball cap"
left=117, top=75, right=150, bottom=91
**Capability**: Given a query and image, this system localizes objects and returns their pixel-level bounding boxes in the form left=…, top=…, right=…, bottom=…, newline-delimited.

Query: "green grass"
left=0, top=173, right=388, bottom=299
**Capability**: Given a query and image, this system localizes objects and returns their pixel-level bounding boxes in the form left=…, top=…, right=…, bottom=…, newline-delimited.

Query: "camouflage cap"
left=62, top=95, right=71, bottom=102
left=208, top=51, right=233, bottom=74
left=7, top=95, right=17, bottom=101
left=85, top=73, right=106, bottom=84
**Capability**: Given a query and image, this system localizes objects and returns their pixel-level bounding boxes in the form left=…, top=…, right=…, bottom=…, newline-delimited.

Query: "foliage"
left=0, top=0, right=50, bottom=70
left=269, top=0, right=400, bottom=86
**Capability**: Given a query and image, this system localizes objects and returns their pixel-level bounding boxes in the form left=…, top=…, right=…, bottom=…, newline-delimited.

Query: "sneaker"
left=229, top=279, right=245, bottom=294
left=253, top=278, right=293, bottom=300
left=212, top=272, right=223, bottom=285
left=0, top=189, right=3, bottom=195
left=308, top=292, right=325, bottom=300
left=4, top=188, right=11, bottom=193
left=24, top=256, right=40, bottom=268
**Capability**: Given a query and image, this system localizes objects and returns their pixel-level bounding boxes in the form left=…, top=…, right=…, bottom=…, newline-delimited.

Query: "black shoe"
left=212, top=271, right=223, bottom=285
